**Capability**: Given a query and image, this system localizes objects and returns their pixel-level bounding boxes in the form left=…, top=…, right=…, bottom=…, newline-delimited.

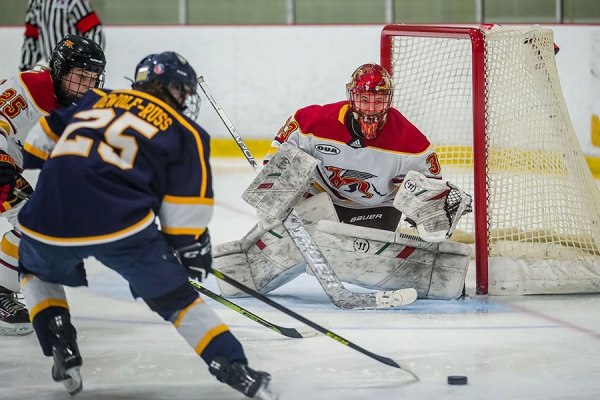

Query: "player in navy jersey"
left=17, top=52, right=276, bottom=399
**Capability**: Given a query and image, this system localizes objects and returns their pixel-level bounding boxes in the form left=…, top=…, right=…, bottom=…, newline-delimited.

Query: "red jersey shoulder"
left=371, top=108, right=431, bottom=154
left=294, top=101, right=348, bottom=126
left=292, top=101, right=349, bottom=141
left=19, top=70, right=60, bottom=114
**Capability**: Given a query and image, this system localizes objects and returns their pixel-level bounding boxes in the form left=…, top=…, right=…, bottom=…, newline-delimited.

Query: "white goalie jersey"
left=264, top=101, right=443, bottom=209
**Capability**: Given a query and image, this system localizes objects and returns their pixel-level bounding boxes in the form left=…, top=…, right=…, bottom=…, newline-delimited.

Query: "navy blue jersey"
left=20, top=88, right=213, bottom=249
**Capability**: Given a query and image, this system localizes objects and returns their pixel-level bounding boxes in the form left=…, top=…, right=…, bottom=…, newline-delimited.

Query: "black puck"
left=447, top=375, right=468, bottom=385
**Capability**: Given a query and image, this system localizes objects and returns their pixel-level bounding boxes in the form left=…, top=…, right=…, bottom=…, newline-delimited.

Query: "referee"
left=20, top=0, right=106, bottom=71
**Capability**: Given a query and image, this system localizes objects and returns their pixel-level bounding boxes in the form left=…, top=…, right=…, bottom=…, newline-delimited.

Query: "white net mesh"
left=386, top=26, right=600, bottom=294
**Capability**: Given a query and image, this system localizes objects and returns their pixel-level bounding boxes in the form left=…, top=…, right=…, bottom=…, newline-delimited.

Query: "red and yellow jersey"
left=0, top=70, right=59, bottom=168
left=264, top=101, right=442, bottom=209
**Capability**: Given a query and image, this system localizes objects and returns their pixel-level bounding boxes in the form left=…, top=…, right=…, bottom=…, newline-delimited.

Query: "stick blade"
left=375, top=288, right=418, bottom=309
left=295, top=319, right=330, bottom=338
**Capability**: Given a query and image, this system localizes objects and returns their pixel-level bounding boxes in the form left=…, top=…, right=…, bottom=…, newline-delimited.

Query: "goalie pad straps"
left=393, top=170, right=473, bottom=242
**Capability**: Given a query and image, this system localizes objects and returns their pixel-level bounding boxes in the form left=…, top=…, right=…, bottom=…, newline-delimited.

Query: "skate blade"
left=254, top=384, right=279, bottom=400
left=0, top=322, right=34, bottom=336
left=61, top=367, right=83, bottom=396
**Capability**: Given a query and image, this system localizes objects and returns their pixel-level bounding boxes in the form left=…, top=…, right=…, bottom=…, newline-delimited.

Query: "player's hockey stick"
left=12, top=189, right=319, bottom=339
left=197, top=76, right=417, bottom=310
left=188, top=279, right=319, bottom=338
left=211, top=269, right=419, bottom=379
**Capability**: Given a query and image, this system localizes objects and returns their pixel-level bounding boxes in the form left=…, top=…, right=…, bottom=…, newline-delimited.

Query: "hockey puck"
left=447, top=375, right=468, bottom=385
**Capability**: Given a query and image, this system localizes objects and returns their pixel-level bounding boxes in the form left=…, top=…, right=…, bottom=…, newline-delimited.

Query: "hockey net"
left=381, top=25, right=600, bottom=295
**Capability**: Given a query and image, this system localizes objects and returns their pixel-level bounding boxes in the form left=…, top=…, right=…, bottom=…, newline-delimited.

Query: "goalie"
left=213, top=63, right=473, bottom=301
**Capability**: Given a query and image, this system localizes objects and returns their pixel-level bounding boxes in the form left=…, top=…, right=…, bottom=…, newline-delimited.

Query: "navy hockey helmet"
left=50, top=34, right=106, bottom=107
left=132, top=52, right=200, bottom=120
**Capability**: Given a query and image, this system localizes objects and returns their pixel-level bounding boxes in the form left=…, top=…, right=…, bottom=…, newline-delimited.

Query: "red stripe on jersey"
left=0, top=258, right=17, bottom=271
left=255, top=240, right=266, bottom=250
left=76, top=12, right=102, bottom=33
left=396, top=246, right=415, bottom=259
left=257, top=183, right=274, bottom=190
left=293, top=101, right=432, bottom=155
left=19, top=71, right=60, bottom=114
left=24, top=23, right=39, bottom=39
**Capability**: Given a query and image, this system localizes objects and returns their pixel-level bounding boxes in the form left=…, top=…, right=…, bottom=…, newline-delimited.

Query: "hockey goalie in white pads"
left=214, top=168, right=473, bottom=301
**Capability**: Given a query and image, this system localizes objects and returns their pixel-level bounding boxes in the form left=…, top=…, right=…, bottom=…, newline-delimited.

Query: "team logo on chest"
left=326, top=167, right=377, bottom=198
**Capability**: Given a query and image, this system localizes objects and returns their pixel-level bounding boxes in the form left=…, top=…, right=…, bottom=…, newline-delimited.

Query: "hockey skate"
left=49, top=315, right=83, bottom=396
left=0, top=286, right=33, bottom=336
left=209, top=356, right=278, bottom=400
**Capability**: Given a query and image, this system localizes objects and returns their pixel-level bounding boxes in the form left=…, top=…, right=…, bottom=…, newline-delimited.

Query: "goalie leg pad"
left=214, top=192, right=338, bottom=296
left=313, top=220, right=471, bottom=299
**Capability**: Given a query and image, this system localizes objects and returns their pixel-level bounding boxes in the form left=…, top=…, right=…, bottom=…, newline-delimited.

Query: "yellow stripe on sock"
left=29, top=299, right=69, bottom=322
left=195, top=324, right=230, bottom=356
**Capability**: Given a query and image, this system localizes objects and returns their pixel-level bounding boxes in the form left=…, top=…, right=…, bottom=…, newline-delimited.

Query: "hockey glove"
left=0, top=150, right=18, bottom=204
left=176, top=230, right=212, bottom=281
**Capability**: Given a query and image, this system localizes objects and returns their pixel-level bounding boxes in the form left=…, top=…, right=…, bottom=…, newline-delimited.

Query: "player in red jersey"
left=0, top=34, right=105, bottom=336
left=263, top=63, right=443, bottom=231
left=214, top=64, right=473, bottom=301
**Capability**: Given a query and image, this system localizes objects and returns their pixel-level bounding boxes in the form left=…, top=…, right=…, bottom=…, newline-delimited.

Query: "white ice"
left=2, top=160, right=600, bottom=400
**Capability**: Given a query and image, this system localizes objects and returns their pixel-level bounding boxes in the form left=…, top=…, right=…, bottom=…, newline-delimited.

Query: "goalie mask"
left=346, top=63, right=393, bottom=140
left=132, top=52, right=201, bottom=120
left=50, top=34, right=106, bottom=107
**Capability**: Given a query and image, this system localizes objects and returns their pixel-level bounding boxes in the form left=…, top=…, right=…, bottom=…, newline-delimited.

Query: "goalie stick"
left=212, top=269, right=419, bottom=380
left=197, top=76, right=417, bottom=310
left=188, top=279, right=320, bottom=339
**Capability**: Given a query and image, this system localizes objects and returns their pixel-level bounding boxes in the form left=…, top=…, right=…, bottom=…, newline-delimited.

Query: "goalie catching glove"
left=176, top=230, right=212, bottom=281
left=394, top=170, right=472, bottom=242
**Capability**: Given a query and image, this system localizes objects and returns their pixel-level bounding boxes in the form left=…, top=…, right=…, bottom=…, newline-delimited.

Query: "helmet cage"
left=50, top=35, right=106, bottom=107
left=346, top=64, right=393, bottom=139
left=133, top=52, right=200, bottom=120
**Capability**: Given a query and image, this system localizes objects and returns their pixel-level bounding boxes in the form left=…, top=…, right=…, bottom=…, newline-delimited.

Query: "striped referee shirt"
left=20, top=0, right=105, bottom=71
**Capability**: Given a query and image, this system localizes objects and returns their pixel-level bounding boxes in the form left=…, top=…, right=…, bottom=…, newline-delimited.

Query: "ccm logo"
left=315, top=144, right=340, bottom=155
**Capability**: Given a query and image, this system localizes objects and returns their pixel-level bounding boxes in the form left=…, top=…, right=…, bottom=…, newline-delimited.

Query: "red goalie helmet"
left=346, top=63, right=393, bottom=139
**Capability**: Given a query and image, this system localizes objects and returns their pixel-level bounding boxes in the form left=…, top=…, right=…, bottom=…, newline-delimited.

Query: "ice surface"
left=2, top=160, right=600, bottom=399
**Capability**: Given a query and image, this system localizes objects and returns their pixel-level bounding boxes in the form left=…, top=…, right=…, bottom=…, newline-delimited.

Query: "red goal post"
left=381, top=24, right=600, bottom=296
